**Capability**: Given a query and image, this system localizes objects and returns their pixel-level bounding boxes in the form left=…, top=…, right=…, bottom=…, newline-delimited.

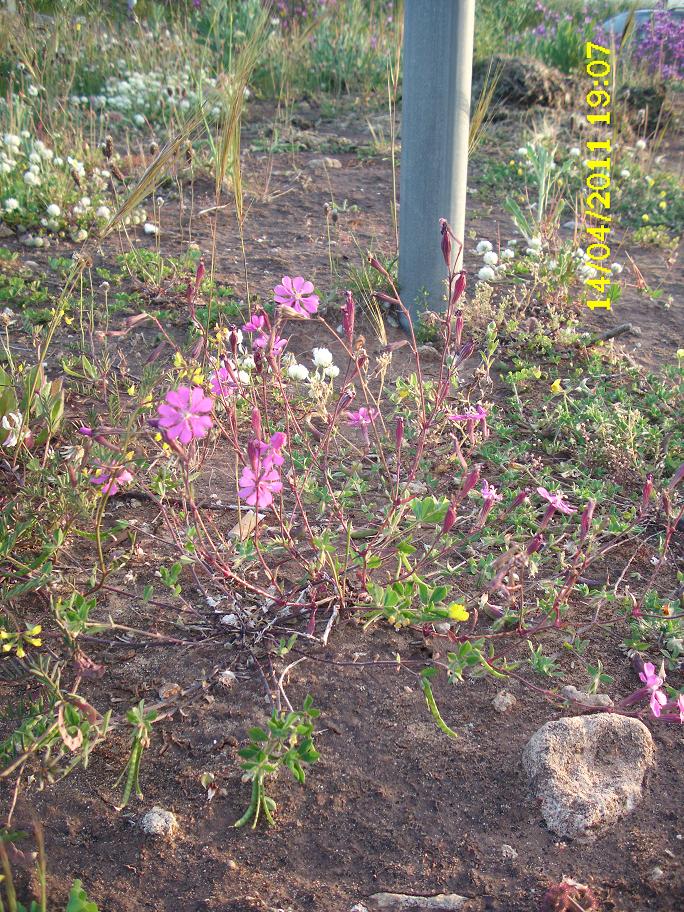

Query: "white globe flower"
left=635, top=139, right=647, bottom=151
left=71, top=228, right=88, bottom=243
left=241, top=355, right=256, bottom=370
left=324, top=364, right=340, bottom=379
left=501, top=248, right=515, bottom=260
left=143, top=223, right=159, bottom=235
left=133, top=114, right=146, bottom=127
left=4, top=198, right=19, bottom=211
left=527, top=237, right=542, bottom=250
left=312, top=347, right=333, bottom=368
left=237, top=370, right=250, bottom=385
left=288, top=363, right=310, bottom=381
left=95, top=206, right=111, bottom=220
left=476, top=240, right=493, bottom=254
left=23, top=171, right=40, bottom=186
left=483, top=250, right=498, bottom=266
left=46, top=204, right=61, bottom=217
left=610, top=262, right=623, bottom=275
left=477, top=265, right=496, bottom=282
left=620, top=169, right=630, bottom=179
left=569, top=147, right=581, bottom=157
left=517, top=146, right=528, bottom=157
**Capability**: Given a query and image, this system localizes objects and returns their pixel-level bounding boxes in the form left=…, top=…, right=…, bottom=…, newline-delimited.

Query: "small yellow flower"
left=0, top=630, right=10, bottom=640
left=447, top=602, right=469, bottom=622
left=517, top=168, right=523, bottom=176
left=173, top=351, right=185, bottom=369
left=646, top=176, right=655, bottom=187
left=64, top=315, right=73, bottom=325
left=128, top=384, right=136, bottom=395
left=154, top=432, right=163, bottom=442
left=25, top=636, right=41, bottom=647
left=658, top=201, right=667, bottom=210
left=27, top=625, right=41, bottom=636
left=550, top=378, right=563, bottom=394
left=676, top=349, right=684, bottom=359
left=642, top=214, right=650, bottom=222
left=659, top=190, right=666, bottom=198
left=15, top=646, right=25, bottom=658
left=3, top=643, right=13, bottom=653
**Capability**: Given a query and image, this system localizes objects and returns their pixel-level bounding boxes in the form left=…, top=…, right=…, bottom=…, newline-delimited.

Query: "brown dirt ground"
left=1, top=101, right=683, bottom=912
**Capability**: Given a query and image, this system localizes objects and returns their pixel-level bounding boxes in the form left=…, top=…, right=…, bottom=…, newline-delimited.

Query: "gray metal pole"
left=398, top=0, right=475, bottom=321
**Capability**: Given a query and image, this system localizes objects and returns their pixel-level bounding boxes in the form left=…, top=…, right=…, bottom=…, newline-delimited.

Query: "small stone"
left=369, top=895, right=467, bottom=911
left=218, top=669, right=237, bottom=688
left=307, top=156, right=342, bottom=170
left=561, top=685, right=613, bottom=709
left=351, top=906, right=370, bottom=912
left=227, top=859, right=239, bottom=871
left=630, top=324, right=642, bottom=336
left=523, top=715, right=655, bottom=840
left=493, top=691, right=517, bottom=713
left=433, top=622, right=451, bottom=634
left=501, top=844, right=518, bottom=860
left=220, top=613, right=240, bottom=627
left=158, top=682, right=182, bottom=700
left=140, top=807, right=178, bottom=838
left=649, top=866, right=665, bottom=884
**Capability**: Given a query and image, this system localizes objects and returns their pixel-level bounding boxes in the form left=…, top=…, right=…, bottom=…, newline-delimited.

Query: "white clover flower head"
left=288, top=363, right=310, bottom=381
left=569, top=147, right=581, bottom=157
left=4, top=198, right=19, bottom=212
left=71, top=228, right=88, bottom=243
left=610, top=262, right=623, bottom=275
left=312, top=347, right=334, bottom=368
left=23, top=170, right=40, bottom=186
left=476, top=240, right=493, bottom=255
left=240, top=355, right=256, bottom=370
left=95, top=206, right=111, bottom=220
left=477, top=265, right=496, bottom=282
left=548, top=259, right=558, bottom=270
left=517, top=146, right=528, bottom=157
left=635, top=139, right=647, bottom=151
left=527, top=237, right=542, bottom=250
left=144, top=222, right=159, bottom=235
left=620, top=169, right=630, bottom=179
left=237, top=369, right=250, bottom=385
left=46, top=203, right=61, bottom=217
left=324, top=364, right=340, bottom=379
left=501, top=248, right=515, bottom=260
left=581, top=265, right=598, bottom=279
left=134, top=113, right=146, bottom=126
left=483, top=250, right=498, bottom=266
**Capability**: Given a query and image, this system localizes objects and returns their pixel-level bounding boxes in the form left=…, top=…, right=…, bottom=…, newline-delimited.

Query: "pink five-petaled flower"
left=347, top=407, right=378, bottom=446
left=90, top=463, right=133, bottom=496
left=474, top=479, right=503, bottom=530
left=274, top=276, right=319, bottom=317
left=448, top=405, right=488, bottom=444
left=238, top=433, right=287, bottom=510
left=210, top=364, right=241, bottom=397
left=253, top=332, right=287, bottom=356
left=677, top=694, right=684, bottom=724
left=157, top=386, right=213, bottom=445
left=639, top=661, right=667, bottom=718
left=537, top=486, right=576, bottom=528
left=243, top=313, right=266, bottom=333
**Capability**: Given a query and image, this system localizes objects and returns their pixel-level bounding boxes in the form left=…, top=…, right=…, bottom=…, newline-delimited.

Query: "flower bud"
left=454, top=309, right=464, bottom=346
left=251, top=407, right=262, bottom=440
left=439, top=218, right=451, bottom=269
left=395, top=416, right=404, bottom=449
left=451, top=272, right=466, bottom=306
left=342, top=290, right=355, bottom=343
left=442, top=503, right=457, bottom=534
left=460, top=464, right=480, bottom=497
left=526, top=533, right=544, bottom=555
left=580, top=499, right=595, bottom=541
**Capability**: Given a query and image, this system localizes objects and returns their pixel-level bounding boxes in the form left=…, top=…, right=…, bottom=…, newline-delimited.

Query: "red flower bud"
left=395, top=416, right=404, bottom=449
left=342, top=290, right=355, bottom=343
left=442, top=503, right=457, bottom=534
left=451, top=271, right=466, bottom=306
left=439, top=218, right=452, bottom=269
left=580, top=499, right=595, bottom=541
left=639, top=474, right=653, bottom=516
left=460, top=464, right=480, bottom=496
left=251, top=407, right=262, bottom=440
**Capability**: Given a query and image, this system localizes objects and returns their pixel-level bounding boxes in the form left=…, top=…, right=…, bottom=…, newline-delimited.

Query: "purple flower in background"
left=210, top=364, right=240, bottom=397
left=448, top=405, right=488, bottom=443
left=347, top=406, right=378, bottom=446
left=243, top=313, right=267, bottom=333
left=157, top=386, right=213, bottom=444
left=538, top=486, right=576, bottom=528
left=90, top=463, right=133, bottom=496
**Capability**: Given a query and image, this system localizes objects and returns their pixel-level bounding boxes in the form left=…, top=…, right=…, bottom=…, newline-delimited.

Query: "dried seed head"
left=102, top=135, right=114, bottom=159
left=149, top=141, right=159, bottom=156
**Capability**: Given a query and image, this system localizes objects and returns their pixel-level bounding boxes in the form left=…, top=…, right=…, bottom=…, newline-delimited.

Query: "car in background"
left=603, top=2, right=684, bottom=36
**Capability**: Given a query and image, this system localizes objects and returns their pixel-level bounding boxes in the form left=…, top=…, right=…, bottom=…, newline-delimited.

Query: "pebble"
left=158, top=682, right=182, bottom=700
left=492, top=690, right=517, bottom=713
left=218, top=669, right=237, bottom=688
left=369, top=895, right=467, bottom=911
left=139, top=807, right=178, bottom=838
left=501, top=844, right=518, bottom=860
left=307, top=156, right=342, bottom=170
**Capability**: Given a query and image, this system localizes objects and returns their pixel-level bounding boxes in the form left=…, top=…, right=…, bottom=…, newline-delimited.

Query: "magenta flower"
left=210, top=363, right=243, bottom=397
left=474, top=480, right=503, bottom=530
left=274, top=276, right=319, bottom=317
left=677, top=694, right=684, bottom=723
left=157, top=386, right=213, bottom=444
left=639, top=662, right=667, bottom=718
left=238, top=463, right=283, bottom=509
left=448, top=405, right=488, bottom=443
left=537, top=486, right=576, bottom=528
left=243, top=313, right=266, bottom=333
left=347, top=407, right=378, bottom=446
left=253, top=332, right=287, bottom=356
left=90, top=463, right=133, bottom=496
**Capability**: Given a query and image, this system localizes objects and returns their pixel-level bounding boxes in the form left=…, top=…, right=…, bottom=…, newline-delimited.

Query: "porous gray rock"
left=493, top=690, right=517, bottom=713
left=523, top=715, right=654, bottom=840
left=369, top=895, right=467, bottom=911
left=139, top=806, right=178, bottom=838
left=561, top=685, right=613, bottom=709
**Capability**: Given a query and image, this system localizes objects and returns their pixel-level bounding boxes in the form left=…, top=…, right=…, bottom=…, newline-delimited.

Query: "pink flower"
left=448, top=405, right=488, bottom=443
left=274, top=276, right=319, bottom=317
left=473, top=479, right=503, bottom=530
left=538, top=486, right=576, bottom=528
left=677, top=694, right=684, bottom=723
left=347, top=407, right=378, bottom=429
left=243, top=313, right=266, bottom=333
left=650, top=688, right=667, bottom=718
left=157, top=386, right=213, bottom=444
left=210, top=364, right=240, bottom=397
left=90, top=463, right=133, bottom=496
left=238, top=463, right=282, bottom=509
left=253, top=332, right=287, bottom=356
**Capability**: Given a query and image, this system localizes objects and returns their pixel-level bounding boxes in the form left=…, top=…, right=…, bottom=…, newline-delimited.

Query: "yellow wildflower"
left=447, top=603, right=469, bottom=622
